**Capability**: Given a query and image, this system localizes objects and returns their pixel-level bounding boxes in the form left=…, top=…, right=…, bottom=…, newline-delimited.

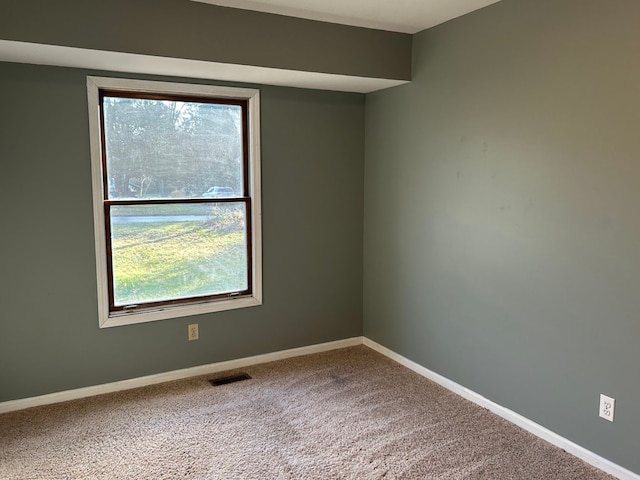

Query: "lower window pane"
left=110, top=203, right=248, bottom=307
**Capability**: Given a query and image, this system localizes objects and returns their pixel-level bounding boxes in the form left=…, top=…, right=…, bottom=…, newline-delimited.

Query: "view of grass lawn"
left=111, top=220, right=247, bottom=306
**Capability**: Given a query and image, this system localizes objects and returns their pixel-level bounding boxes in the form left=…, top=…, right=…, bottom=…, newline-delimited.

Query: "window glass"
left=103, top=96, right=244, bottom=199
left=109, top=203, right=248, bottom=307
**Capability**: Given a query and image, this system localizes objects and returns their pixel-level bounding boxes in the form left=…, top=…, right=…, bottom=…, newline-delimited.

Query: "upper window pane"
left=102, top=95, right=244, bottom=200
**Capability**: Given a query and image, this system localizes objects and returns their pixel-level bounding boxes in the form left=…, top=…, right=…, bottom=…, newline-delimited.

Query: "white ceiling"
left=191, top=0, right=502, bottom=33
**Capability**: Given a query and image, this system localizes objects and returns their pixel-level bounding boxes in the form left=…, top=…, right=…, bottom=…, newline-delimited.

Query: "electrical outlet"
left=188, top=324, right=199, bottom=341
left=599, top=394, right=615, bottom=422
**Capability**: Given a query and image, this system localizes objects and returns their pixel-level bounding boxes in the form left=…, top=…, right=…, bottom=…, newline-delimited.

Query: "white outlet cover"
left=599, top=394, right=615, bottom=422
left=188, top=324, right=199, bottom=341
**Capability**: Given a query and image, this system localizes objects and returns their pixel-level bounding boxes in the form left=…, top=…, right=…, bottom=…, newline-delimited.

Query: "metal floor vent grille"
left=209, top=373, right=252, bottom=386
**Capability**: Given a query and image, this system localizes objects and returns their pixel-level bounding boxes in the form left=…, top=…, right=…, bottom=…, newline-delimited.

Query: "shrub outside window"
left=87, top=77, right=262, bottom=327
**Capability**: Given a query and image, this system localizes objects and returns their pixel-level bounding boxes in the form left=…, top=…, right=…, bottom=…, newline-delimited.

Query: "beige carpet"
left=0, top=346, right=614, bottom=479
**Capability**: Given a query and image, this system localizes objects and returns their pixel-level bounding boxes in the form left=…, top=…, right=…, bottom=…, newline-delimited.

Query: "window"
left=87, top=77, right=261, bottom=327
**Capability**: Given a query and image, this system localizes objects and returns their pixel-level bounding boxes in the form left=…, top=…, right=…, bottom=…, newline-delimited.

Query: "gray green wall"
left=364, top=0, right=640, bottom=473
left=0, top=0, right=411, bottom=81
left=0, top=62, right=364, bottom=401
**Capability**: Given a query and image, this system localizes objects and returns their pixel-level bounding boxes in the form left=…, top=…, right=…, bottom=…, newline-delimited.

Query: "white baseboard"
left=363, top=337, right=639, bottom=480
left=2, top=335, right=637, bottom=479
left=0, top=336, right=363, bottom=415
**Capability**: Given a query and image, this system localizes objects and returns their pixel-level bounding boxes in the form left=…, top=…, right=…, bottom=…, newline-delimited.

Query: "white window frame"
left=87, top=76, right=262, bottom=328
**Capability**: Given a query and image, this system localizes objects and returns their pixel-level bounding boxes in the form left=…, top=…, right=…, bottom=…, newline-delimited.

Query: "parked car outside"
left=202, top=186, right=235, bottom=198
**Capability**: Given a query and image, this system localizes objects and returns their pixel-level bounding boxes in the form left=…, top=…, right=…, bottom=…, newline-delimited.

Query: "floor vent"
left=209, top=373, right=252, bottom=386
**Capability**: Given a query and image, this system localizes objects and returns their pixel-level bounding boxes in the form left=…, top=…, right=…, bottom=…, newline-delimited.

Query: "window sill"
left=99, top=295, right=262, bottom=328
